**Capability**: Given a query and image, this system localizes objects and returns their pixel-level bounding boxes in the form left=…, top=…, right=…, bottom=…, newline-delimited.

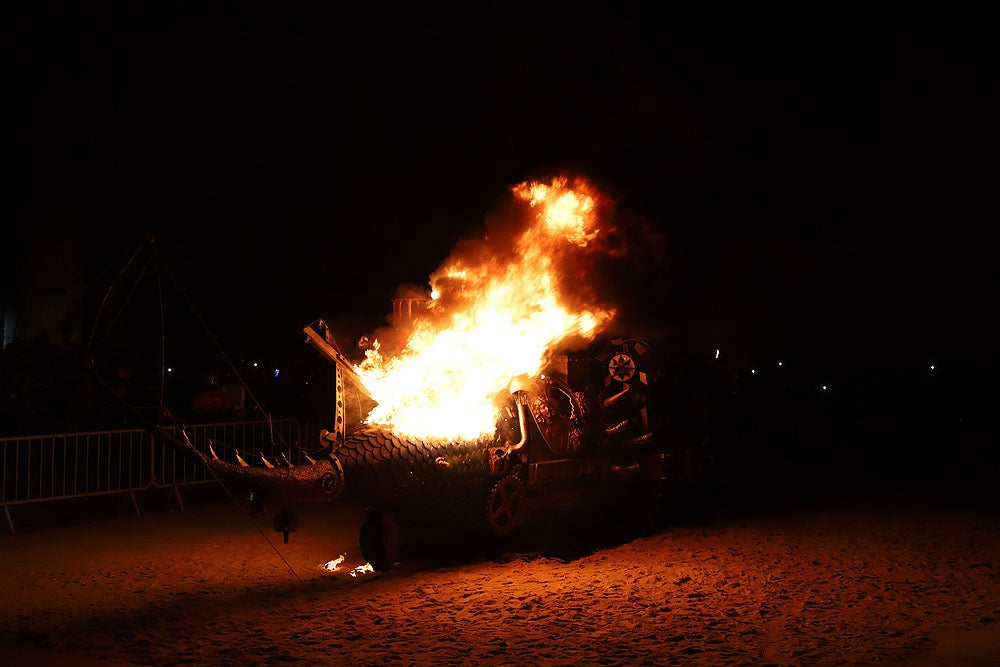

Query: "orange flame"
left=356, top=176, right=616, bottom=442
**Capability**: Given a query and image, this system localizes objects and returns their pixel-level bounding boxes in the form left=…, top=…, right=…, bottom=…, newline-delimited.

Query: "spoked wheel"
left=486, top=474, right=527, bottom=535
left=608, top=353, right=637, bottom=383
left=359, top=509, right=399, bottom=572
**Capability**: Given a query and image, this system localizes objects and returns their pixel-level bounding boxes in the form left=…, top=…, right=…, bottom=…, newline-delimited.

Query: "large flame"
left=356, top=176, right=616, bottom=442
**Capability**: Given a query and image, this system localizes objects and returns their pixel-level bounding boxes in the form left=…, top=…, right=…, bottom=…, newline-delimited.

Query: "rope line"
left=88, top=241, right=150, bottom=347
left=156, top=261, right=293, bottom=459
left=93, top=255, right=152, bottom=348
left=85, top=241, right=310, bottom=589
left=154, top=252, right=166, bottom=410
left=177, top=423, right=305, bottom=586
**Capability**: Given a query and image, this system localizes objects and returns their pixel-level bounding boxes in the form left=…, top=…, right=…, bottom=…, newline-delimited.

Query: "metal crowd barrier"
left=302, top=414, right=336, bottom=452
left=0, top=418, right=315, bottom=534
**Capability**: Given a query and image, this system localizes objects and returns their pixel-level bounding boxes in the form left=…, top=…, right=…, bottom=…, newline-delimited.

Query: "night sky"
left=5, top=3, right=998, bottom=373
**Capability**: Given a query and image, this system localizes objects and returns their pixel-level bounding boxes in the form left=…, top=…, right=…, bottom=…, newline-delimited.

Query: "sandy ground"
left=1, top=483, right=999, bottom=666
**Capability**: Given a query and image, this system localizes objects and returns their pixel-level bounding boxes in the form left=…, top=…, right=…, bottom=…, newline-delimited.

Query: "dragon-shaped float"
left=167, top=176, right=685, bottom=570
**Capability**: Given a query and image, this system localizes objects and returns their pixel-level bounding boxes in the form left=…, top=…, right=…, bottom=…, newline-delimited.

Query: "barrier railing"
left=302, top=415, right=335, bottom=452
left=0, top=418, right=317, bottom=534
left=0, top=428, right=153, bottom=532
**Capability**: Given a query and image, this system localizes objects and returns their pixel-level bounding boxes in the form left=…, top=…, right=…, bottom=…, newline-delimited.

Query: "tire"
left=337, top=426, right=492, bottom=532
left=359, top=510, right=399, bottom=572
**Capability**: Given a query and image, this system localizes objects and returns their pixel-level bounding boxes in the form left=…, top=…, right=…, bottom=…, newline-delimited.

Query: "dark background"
left=2, top=4, right=998, bottom=478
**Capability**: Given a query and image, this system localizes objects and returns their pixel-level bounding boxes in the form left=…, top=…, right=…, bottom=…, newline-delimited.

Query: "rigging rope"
left=86, top=241, right=311, bottom=588
left=87, top=240, right=294, bottom=459
left=156, top=259, right=293, bottom=459
left=88, top=241, right=151, bottom=348
left=154, top=251, right=166, bottom=410
left=175, top=420, right=305, bottom=586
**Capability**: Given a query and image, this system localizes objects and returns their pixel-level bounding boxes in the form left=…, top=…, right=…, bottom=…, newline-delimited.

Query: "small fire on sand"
left=322, top=554, right=375, bottom=577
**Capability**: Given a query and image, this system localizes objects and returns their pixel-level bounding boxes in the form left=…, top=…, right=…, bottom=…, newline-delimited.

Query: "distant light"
left=274, top=368, right=280, bottom=378
left=777, top=361, right=783, bottom=367
left=751, top=369, right=756, bottom=375
left=253, top=362, right=258, bottom=368
left=715, top=349, right=720, bottom=359
left=305, top=380, right=309, bottom=385
left=929, top=364, right=935, bottom=371
left=821, top=385, right=828, bottom=391
left=167, top=367, right=173, bottom=373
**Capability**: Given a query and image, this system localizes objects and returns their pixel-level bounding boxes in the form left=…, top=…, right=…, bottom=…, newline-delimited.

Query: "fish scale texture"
left=336, top=426, right=494, bottom=532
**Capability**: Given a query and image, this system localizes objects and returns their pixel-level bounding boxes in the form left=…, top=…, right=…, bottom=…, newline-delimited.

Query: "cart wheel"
left=608, top=353, right=637, bottom=382
left=359, top=510, right=398, bottom=572
left=486, top=474, right=527, bottom=534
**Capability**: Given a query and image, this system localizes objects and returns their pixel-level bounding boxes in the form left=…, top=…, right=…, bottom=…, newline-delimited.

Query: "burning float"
left=172, top=176, right=678, bottom=571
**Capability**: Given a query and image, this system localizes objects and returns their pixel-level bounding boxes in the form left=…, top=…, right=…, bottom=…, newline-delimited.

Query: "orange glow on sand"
left=356, top=176, right=617, bottom=442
